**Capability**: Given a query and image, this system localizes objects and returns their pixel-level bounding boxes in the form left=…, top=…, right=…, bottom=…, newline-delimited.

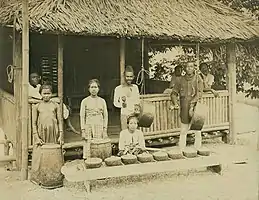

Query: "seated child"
left=118, top=114, right=146, bottom=156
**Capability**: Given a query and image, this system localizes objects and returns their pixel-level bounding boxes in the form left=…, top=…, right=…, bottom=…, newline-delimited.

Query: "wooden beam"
left=58, top=35, right=64, bottom=143
left=226, top=43, right=237, bottom=145
left=21, top=0, right=29, bottom=180
left=119, top=38, right=125, bottom=85
left=13, top=29, right=22, bottom=170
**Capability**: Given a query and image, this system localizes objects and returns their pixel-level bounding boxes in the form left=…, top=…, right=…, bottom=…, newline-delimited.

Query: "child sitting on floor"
left=118, top=114, right=146, bottom=156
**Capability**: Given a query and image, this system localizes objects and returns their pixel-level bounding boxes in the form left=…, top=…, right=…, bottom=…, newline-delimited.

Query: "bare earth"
left=0, top=103, right=258, bottom=200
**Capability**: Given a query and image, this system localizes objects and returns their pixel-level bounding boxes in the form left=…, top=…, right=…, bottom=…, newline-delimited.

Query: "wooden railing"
left=140, top=90, right=229, bottom=137
left=27, top=90, right=229, bottom=147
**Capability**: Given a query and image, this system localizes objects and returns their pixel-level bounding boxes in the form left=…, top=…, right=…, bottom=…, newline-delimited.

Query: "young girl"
left=80, top=79, right=108, bottom=159
left=118, top=114, right=146, bottom=156
left=31, top=84, right=63, bottom=184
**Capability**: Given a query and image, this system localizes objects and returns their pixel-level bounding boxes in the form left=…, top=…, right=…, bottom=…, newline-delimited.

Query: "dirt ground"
left=0, top=103, right=258, bottom=200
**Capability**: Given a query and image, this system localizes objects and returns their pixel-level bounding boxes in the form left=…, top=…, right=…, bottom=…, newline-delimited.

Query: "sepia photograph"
left=0, top=0, right=259, bottom=199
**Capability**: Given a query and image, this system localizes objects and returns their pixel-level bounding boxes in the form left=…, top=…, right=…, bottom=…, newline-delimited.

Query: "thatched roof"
left=0, top=0, right=259, bottom=42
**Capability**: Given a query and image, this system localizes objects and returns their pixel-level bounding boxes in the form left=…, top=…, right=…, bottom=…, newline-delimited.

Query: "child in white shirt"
left=118, top=114, right=146, bottom=156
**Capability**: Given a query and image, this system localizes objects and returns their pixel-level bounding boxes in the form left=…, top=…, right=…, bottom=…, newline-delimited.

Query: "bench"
left=62, top=155, right=222, bottom=193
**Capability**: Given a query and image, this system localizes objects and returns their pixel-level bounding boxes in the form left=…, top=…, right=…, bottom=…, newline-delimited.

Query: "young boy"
left=113, top=66, right=140, bottom=130
left=170, top=62, right=204, bottom=150
left=118, top=114, right=146, bottom=156
left=199, top=63, right=219, bottom=97
left=28, top=72, right=80, bottom=135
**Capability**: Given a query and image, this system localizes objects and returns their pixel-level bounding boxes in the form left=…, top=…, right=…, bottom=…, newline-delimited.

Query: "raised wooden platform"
left=62, top=154, right=222, bottom=193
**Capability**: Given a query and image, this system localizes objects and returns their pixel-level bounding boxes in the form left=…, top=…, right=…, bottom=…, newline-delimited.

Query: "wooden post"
left=226, top=42, right=237, bottom=145
left=120, top=38, right=125, bottom=85
left=21, top=0, right=29, bottom=180
left=58, top=35, right=64, bottom=143
left=196, top=43, right=200, bottom=67
left=13, top=30, right=22, bottom=170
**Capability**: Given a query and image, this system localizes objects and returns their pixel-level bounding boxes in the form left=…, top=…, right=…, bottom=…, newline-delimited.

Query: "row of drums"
left=86, top=146, right=211, bottom=169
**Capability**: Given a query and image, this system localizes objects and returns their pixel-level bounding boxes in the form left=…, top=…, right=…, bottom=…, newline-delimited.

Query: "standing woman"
left=80, top=79, right=108, bottom=159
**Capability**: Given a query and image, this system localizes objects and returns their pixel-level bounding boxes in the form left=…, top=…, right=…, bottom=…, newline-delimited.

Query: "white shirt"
left=28, top=84, right=42, bottom=99
left=113, top=84, right=140, bottom=115
left=203, top=74, right=214, bottom=88
left=118, top=129, right=145, bottom=151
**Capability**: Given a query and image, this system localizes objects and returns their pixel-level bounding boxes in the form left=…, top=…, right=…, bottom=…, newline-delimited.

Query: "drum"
left=137, top=100, right=155, bottom=128
left=91, top=138, right=112, bottom=160
left=31, top=144, right=64, bottom=189
left=190, top=102, right=208, bottom=130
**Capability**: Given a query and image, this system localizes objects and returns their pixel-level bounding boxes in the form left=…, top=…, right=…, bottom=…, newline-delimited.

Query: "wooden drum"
left=31, top=144, right=64, bottom=189
left=137, top=100, right=155, bottom=128
left=190, top=102, right=208, bottom=130
left=91, top=138, right=112, bottom=160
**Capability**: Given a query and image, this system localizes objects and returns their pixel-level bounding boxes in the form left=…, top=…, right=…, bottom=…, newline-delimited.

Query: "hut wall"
left=0, top=89, right=16, bottom=144
left=0, top=27, right=14, bottom=94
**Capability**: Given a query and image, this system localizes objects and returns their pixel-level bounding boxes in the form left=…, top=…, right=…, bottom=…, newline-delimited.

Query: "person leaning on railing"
left=199, top=63, right=219, bottom=97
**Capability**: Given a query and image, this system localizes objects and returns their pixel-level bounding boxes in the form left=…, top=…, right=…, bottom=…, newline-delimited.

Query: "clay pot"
left=137, top=153, right=153, bottom=163
left=121, top=154, right=137, bottom=165
left=183, top=148, right=198, bottom=158
left=85, top=158, right=102, bottom=169
left=104, top=156, right=122, bottom=166
left=167, top=149, right=184, bottom=159
left=153, top=151, right=169, bottom=161
left=197, top=147, right=210, bottom=156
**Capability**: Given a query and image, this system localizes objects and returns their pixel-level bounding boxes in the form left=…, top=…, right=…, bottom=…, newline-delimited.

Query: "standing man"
left=113, top=65, right=140, bottom=130
left=170, top=62, right=204, bottom=150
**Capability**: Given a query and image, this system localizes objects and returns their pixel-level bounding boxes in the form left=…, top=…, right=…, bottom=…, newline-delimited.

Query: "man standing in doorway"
left=113, top=65, right=140, bottom=130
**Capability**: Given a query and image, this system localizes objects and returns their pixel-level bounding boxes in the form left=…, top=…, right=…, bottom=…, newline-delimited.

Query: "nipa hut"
left=0, top=0, right=258, bottom=177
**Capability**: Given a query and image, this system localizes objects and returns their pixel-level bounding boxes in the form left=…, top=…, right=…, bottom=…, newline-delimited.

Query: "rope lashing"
left=136, top=67, right=149, bottom=94
left=136, top=38, right=149, bottom=95
left=6, top=65, right=14, bottom=83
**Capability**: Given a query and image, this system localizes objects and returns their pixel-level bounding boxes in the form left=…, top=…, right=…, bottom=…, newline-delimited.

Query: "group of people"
left=30, top=61, right=218, bottom=184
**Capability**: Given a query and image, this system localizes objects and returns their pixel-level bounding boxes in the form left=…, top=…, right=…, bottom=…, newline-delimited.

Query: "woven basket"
left=183, top=148, right=198, bottom=158
left=104, top=156, right=122, bottom=166
left=153, top=151, right=169, bottom=161
left=197, top=147, right=210, bottom=156
left=85, top=158, right=102, bottom=169
left=167, top=149, right=184, bottom=159
left=137, top=153, right=153, bottom=163
left=121, top=154, right=137, bottom=165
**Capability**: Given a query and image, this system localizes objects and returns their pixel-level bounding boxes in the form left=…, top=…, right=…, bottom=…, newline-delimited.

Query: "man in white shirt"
left=113, top=66, right=140, bottom=130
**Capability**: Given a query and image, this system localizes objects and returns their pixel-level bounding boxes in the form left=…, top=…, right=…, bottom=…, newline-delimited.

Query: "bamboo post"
left=120, top=38, right=125, bottom=85
left=13, top=28, right=22, bottom=170
left=226, top=42, right=237, bottom=145
left=21, top=0, right=29, bottom=180
left=196, top=43, right=200, bottom=67
left=58, top=35, right=64, bottom=143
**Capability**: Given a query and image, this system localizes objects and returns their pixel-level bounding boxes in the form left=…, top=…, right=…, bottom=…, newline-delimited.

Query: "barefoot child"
left=31, top=84, right=63, bottom=185
left=118, top=114, right=146, bottom=156
left=170, top=62, right=204, bottom=151
left=80, top=79, right=108, bottom=159
left=28, top=72, right=80, bottom=135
